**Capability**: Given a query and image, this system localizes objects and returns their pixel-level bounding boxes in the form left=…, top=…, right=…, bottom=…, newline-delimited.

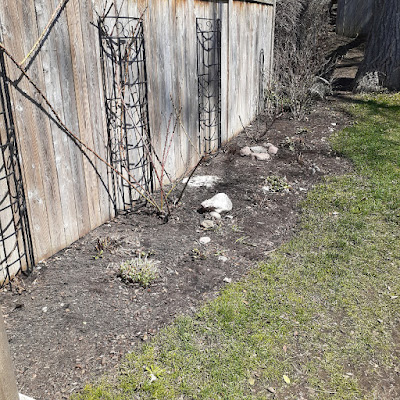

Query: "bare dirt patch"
left=0, top=96, right=355, bottom=400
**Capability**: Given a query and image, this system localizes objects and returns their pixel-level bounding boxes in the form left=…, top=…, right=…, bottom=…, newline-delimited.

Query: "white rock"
left=267, top=144, right=279, bottom=155
left=201, top=193, right=232, bottom=214
left=199, top=237, right=211, bottom=245
left=223, top=277, right=232, bottom=284
left=20, top=395, right=36, bottom=400
left=210, top=211, right=221, bottom=220
left=182, top=175, right=220, bottom=188
left=262, top=186, right=270, bottom=194
left=218, top=256, right=228, bottom=262
left=240, top=146, right=252, bottom=157
left=250, top=145, right=268, bottom=153
left=42, top=307, right=48, bottom=313
left=251, top=152, right=271, bottom=161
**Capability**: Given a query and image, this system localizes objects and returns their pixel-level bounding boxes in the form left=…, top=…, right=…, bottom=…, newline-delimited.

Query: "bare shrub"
left=271, top=0, right=331, bottom=120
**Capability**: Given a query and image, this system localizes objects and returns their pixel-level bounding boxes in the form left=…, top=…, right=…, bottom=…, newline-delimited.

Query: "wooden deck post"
left=0, top=312, right=19, bottom=400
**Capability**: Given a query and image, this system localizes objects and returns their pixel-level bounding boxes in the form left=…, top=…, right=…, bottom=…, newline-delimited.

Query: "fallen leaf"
left=283, top=345, right=287, bottom=353
left=248, top=377, right=255, bottom=385
left=283, top=375, right=291, bottom=384
left=267, top=387, right=276, bottom=394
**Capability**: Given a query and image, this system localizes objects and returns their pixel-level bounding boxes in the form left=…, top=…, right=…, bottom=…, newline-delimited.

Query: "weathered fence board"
left=0, top=0, right=275, bottom=281
left=1, top=0, right=54, bottom=260
left=336, top=0, right=374, bottom=38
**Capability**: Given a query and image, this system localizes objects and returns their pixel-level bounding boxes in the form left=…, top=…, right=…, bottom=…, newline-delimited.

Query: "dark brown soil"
left=0, top=96, right=354, bottom=400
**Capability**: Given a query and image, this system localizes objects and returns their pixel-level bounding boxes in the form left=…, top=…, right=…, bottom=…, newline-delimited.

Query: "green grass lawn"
left=75, top=93, right=400, bottom=399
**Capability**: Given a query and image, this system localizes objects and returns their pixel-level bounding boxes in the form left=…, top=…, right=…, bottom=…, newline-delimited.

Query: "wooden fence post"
left=0, top=312, right=19, bottom=400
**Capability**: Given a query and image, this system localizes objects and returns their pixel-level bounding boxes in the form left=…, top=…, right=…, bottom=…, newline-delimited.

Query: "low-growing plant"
left=263, top=175, right=291, bottom=192
left=93, top=236, right=115, bottom=259
left=191, top=248, right=207, bottom=260
left=119, top=256, right=159, bottom=287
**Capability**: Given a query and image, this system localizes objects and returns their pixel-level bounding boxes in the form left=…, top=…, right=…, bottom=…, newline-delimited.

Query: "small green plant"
left=296, top=127, right=309, bottom=135
left=281, top=136, right=296, bottom=152
left=119, top=256, right=159, bottom=287
left=235, top=236, right=257, bottom=247
left=191, top=248, right=207, bottom=260
left=214, top=249, right=227, bottom=257
left=145, top=364, right=165, bottom=379
left=231, top=224, right=244, bottom=233
left=93, top=236, right=114, bottom=259
left=263, top=175, right=291, bottom=192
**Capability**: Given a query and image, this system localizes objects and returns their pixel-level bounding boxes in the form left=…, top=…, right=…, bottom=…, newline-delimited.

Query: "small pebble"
left=223, top=277, right=232, bottom=283
left=199, top=237, right=211, bottom=245
left=240, top=146, right=252, bottom=157
left=268, top=144, right=279, bottom=155
left=210, top=211, right=221, bottom=220
left=201, top=220, right=215, bottom=229
left=218, top=256, right=228, bottom=262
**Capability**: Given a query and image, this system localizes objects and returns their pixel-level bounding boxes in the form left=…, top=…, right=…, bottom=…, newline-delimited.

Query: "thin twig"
left=176, top=156, right=205, bottom=205
left=19, top=0, right=70, bottom=67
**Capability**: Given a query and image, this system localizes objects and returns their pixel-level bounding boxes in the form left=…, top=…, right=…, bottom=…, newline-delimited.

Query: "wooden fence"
left=336, top=0, right=374, bottom=37
left=0, top=0, right=275, bottom=283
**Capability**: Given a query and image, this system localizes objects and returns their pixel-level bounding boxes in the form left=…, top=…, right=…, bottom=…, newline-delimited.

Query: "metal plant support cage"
left=196, top=17, right=222, bottom=154
left=99, top=16, right=153, bottom=211
left=0, top=48, right=34, bottom=286
left=258, top=49, right=265, bottom=115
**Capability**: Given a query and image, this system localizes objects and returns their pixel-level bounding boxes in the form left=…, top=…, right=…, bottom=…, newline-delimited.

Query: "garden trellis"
left=0, top=0, right=275, bottom=284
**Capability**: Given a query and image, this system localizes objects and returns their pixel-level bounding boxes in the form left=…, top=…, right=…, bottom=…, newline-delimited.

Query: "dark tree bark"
left=355, top=0, right=400, bottom=91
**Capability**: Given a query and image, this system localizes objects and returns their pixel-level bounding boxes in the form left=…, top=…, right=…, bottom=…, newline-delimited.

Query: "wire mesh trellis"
left=258, top=49, right=265, bottom=115
left=0, top=48, right=34, bottom=286
left=99, top=16, right=153, bottom=211
left=196, top=18, right=222, bottom=154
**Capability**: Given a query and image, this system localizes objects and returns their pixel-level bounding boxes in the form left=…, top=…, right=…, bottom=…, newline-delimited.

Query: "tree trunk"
left=355, top=0, right=400, bottom=91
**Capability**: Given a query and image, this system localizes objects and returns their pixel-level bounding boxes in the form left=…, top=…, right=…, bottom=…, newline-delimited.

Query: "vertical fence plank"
left=66, top=0, right=100, bottom=233
left=79, top=0, right=113, bottom=224
left=0, top=0, right=60, bottom=261
left=34, top=0, right=80, bottom=246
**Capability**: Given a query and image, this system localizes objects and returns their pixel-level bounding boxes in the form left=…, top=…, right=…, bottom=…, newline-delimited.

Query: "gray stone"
left=250, top=145, right=268, bottom=153
left=201, top=220, right=215, bottom=229
left=182, top=175, right=220, bottom=188
left=201, top=193, right=233, bottom=214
